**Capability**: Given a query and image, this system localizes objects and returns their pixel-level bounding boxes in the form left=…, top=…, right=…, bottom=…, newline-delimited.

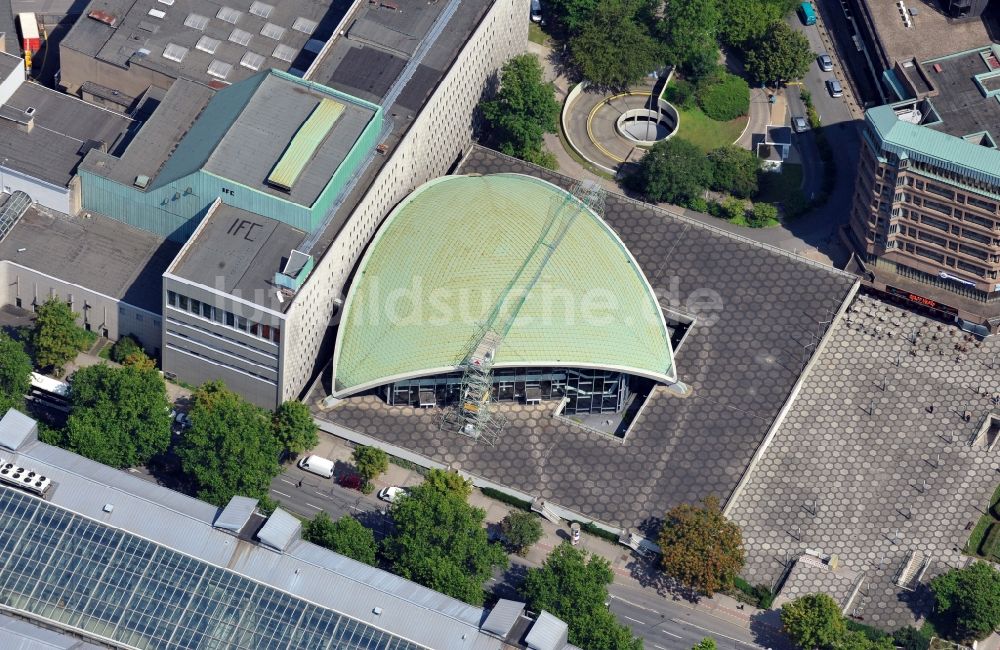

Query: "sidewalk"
left=318, top=432, right=762, bottom=630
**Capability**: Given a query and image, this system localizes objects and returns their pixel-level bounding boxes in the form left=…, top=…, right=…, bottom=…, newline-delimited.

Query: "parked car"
left=817, top=53, right=833, bottom=71
left=792, top=116, right=809, bottom=132
left=826, top=79, right=843, bottom=97
left=530, top=0, right=542, bottom=22
left=378, top=486, right=409, bottom=503
left=297, top=455, right=334, bottom=479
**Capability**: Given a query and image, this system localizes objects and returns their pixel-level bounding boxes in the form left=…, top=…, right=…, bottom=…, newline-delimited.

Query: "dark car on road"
left=826, top=79, right=843, bottom=97
left=792, top=116, right=809, bottom=132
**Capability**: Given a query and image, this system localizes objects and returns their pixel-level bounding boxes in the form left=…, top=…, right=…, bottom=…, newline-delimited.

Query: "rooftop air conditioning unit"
left=0, top=460, right=52, bottom=495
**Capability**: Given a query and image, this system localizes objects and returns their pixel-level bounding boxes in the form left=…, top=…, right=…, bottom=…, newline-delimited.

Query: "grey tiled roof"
left=319, top=146, right=858, bottom=532
left=729, top=294, right=1000, bottom=629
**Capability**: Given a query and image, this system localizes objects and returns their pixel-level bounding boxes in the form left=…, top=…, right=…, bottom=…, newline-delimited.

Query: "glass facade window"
left=920, top=214, right=949, bottom=231
left=967, top=196, right=997, bottom=213
left=0, top=488, right=421, bottom=650
left=168, top=290, right=280, bottom=344
left=922, top=199, right=952, bottom=216
left=924, top=182, right=954, bottom=200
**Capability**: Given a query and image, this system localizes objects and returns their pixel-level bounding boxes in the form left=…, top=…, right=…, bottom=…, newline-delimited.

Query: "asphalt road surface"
left=490, top=558, right=790, bottom=650
left=270, top=462, right=392, bottom=537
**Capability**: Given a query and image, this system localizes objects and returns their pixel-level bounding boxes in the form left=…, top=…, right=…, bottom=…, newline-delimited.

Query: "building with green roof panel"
left=331, top=174, right=675, bottom=413
left=79, top=70, right=382, bottom=241
left=846, top=46, right=1000, bottom=334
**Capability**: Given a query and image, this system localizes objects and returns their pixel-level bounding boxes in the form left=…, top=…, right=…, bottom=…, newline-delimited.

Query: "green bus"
left=798, top=1, right=817, bottom=25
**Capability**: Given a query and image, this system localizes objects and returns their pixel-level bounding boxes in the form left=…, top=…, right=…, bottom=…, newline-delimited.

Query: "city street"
left=606, top=585, right=773, bottom=650
left=268, top=461, right=393, bottom=537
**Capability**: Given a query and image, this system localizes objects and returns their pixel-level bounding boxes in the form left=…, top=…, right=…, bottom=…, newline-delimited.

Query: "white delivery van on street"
left=297, top=455, right=334, bottom=478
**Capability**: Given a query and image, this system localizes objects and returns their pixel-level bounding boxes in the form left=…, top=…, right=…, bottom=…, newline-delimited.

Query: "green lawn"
left=675, top=104, right=748, bottom=153
left=756, top=163, right=804, bottom=203
left=964, top=482, right=1000, bottom=556
left=528, top=22, right=548, bottom=45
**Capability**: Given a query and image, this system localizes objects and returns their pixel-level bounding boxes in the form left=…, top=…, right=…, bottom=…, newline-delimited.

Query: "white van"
left=297, top=455, right=334, bottom=479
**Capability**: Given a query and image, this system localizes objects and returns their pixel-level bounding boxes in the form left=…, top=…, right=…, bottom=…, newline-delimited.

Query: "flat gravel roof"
left=0, top=206, right=177, bottom=313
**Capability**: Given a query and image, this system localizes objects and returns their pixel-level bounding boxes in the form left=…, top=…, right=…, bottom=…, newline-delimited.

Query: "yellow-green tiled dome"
left=332, top=174, right=674, bottom=396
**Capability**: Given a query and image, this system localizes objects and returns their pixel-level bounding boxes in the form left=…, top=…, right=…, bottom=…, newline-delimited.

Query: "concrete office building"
left=59, top=0, right=345, bottom=108
left=0, top=408, right=578, bottom=650
left=152, top=0, right=528, bottom=407
left=0, top=0, right=527, bottom=407
left=847, top=45, right=1000, bottom=332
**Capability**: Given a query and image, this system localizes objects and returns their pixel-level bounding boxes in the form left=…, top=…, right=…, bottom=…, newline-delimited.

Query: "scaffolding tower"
left=440, top=180, right=607, bottom=444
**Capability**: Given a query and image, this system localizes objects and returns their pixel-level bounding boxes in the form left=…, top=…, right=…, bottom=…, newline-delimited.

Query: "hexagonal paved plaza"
left=728, top=294, right=1000, bottom=630
left=311, top=146, right=857, bottom=533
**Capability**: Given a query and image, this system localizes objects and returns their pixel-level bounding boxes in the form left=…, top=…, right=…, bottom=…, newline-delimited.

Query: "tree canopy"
left=0, top=334, right=32, bottom=415
left=659, top=0, right=720, bottom=80
left=382, top=481, right=507, bottom=606
left=744, top=21, right=813, bottom=86
left=175, top=381, right=282, bottom=506
left=929, top=562, right=1000, bottom=642
left=302, top=513, right=377, bottom=565
left=423, top=468, right=473, bottom=498
left=569, top=0, right=663, bottom=90
left=708, top=145, right=760, bottom=198
left=631, top=137, right=711, bottom=205
left=351, top=445, right=388, bottom=490
left=780, top=593, right=846, bottom=650
left=718, top=0, right=797, bottom=47
left=110, top=335, right=143, bottom=364
left=521, top=543, right=642, bottom=650
left=544, top=0, right=600, bottom=35
left=692, top=638, right=717, bottom=650
left=481, top=54, right=560, bottom=168
left=32, top=298, right=89, bottom=375
left=65, top=363, right=171, bottom=468
left=272, top=400, right=318, bottom=458
left=658, top=495, right=745, bottom=595
left=499, top=511, right=544, bottom=555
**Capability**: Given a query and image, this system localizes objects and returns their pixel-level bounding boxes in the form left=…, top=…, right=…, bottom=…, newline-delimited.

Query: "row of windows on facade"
left=166, top=291, right=280, bottom=343
left=901, top=177, right=998, bottom=214
left=907, top=161, right=1000, bottom=200
left=885, top=238, right=990, bottom=278
left=167, top=320, right=278, bottom=370
left=167, top=342, right=277, bottom=386
left=889, top=209, right=996, bottom=262
left=893, top=194, right=997, bottom=231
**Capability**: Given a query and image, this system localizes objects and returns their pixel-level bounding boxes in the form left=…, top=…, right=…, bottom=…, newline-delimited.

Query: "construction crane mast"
left=441, top=180, right=607, bottom=445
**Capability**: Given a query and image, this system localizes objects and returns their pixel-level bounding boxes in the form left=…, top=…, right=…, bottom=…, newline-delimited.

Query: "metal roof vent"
left=292, top=17, right=318, bottom=34
left=88, top=10, right=119, bottom=27
left=0, top=460, right=51, bottom=496
left=372, top=607, right=382, bottom=616
left=250, top=2, right=274, bottom=18
left=207, top=60, right=233, bottom=80
left=102, top=503, right=114, bottom=513
left=216, top=6, right=242, bottom=24
left=134, top=175, right=150, bottom=189
left=260, top=22, right=286, bottom=40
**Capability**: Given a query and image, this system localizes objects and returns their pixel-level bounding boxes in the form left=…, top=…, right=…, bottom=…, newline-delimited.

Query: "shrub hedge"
left=481, top=487, right=533, bottom=511
left=696, top=72, right=750, bottom=121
